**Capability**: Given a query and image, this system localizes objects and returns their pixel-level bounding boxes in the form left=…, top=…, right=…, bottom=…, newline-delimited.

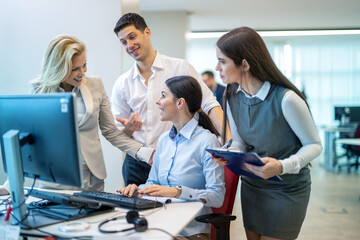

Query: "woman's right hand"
left=116, top=184, right=141, bottom=198
left=210, top=154, right=229, bottom=166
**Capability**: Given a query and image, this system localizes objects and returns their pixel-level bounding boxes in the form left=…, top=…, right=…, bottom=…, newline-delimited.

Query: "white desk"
left=332, top=138, right=360, bottom=172
left=336, top=138, right=360, bottom=146
left=1, top=193, right=204, bottom=239
left=321, top=126, right=356, bottom=172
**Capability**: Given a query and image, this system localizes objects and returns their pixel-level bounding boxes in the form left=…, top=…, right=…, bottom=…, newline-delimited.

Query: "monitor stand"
left=3, top=130, right=28, bottom=226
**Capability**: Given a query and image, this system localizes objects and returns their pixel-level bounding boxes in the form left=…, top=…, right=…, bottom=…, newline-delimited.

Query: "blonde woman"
left=0, top=35, right=152, bottom=193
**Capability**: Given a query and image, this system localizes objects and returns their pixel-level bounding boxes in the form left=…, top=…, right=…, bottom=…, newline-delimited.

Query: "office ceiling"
left=140, top=0, right=360, bottom=31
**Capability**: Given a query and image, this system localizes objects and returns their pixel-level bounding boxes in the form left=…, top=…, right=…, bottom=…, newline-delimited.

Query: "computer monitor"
left=348, top=107, right=360, bottom=123
left=334, top=106, right=347, bottom=121
left=0, top=93, right=82, bottom=225
left=334, top=106, right=360, bottom=125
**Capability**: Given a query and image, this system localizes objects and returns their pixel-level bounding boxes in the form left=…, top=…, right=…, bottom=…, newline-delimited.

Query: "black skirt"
left=241, top=165, right=311, bottom=239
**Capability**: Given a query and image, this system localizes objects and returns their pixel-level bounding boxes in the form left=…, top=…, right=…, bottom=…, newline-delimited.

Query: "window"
left=187, top=34, right=360, bottom=126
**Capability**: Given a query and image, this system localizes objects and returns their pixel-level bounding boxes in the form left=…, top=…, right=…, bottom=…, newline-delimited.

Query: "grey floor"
left=230, top=156, right=360, bottom=240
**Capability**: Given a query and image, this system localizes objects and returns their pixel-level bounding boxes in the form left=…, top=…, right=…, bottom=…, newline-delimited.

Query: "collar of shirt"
left=236, top=81, right=270, bottom=101
left=56, top=85, right=80, bottom=93
left=169, top=116, right=199, bottom=141
left=132, top=51, right=164, bottom=80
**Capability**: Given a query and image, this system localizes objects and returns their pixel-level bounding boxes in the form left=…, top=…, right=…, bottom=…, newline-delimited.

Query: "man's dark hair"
left=201, top=70, right=214, bottom=79
left=114, top=13, right=148, bottom=35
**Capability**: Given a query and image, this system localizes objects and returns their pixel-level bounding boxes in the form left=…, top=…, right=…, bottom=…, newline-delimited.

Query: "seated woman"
left=119, top=76, right=225, bottom=240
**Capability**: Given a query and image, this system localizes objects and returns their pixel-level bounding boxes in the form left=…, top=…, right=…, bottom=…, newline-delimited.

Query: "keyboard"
left=27, top=189, right=115, bottom=222
left=29, top=189, right=116, bottom=209
left=73, top=191, right=163, bottom=210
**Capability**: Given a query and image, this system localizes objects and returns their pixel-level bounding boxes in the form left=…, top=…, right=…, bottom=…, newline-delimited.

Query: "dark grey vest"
left=228, top=83, right=302, bottom=159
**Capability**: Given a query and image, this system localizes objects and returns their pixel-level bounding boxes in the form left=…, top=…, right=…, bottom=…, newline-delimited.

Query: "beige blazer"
left=77, top=76, right=143, bottom=179
left=0, top=77, right=142, bottom=192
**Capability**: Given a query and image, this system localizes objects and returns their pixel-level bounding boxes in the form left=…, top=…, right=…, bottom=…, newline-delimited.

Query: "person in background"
left=212, top=27, right=323, bottom=240
left=0, top=35, right=152, bottom=194
left=201, top=70, right=225, bottom=108
left=111, top=13, right=228, bottom=187
left=119, top=76, right=225, bottom=240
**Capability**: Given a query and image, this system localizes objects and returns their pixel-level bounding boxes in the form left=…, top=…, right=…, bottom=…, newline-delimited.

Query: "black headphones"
left=98, top=210, right=148, bottom=233
left=125, top=210, right=148, bottom=232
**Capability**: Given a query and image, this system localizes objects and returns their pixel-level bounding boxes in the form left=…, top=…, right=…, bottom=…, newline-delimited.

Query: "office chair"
left=347, top=124, right=360, bottom=171
left=338, top=124, right=360, bottom=172
left=196, top=167, right=239, bottom=240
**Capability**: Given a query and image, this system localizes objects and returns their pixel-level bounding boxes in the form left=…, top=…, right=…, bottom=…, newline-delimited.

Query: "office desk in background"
left=321, top=126, right=356, bottom=172
left=336, top=138, right=360, bottom=146
left=0, top=193, right=204, bottom=240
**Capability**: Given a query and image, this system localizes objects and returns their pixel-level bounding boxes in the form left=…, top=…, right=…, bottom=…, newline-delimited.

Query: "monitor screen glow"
left=0, top=93, right=82, bottom=188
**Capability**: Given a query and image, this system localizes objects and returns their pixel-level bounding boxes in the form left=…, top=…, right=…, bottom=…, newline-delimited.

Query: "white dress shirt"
left=227, top=81, right=323, bottom=174
left=111, top=52, right=219, bottom=162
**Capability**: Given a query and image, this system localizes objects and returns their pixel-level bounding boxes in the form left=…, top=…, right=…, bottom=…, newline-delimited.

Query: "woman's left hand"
left=139, top=184, right=178, bottom=198
left=244, top=157, right=283, bottom=179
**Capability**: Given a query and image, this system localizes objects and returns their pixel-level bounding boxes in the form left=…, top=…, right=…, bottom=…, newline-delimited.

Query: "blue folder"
left=206, top=149, right=282, bottom=182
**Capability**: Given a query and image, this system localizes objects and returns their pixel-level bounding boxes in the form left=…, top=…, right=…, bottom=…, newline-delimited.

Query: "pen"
left=206, top=139, right=233, bottom=162
left=220, top=139, right=233, bottom=149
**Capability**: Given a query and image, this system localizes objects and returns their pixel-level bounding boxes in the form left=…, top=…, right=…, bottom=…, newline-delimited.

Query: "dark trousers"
left=122, top=154, right=151, bottom=186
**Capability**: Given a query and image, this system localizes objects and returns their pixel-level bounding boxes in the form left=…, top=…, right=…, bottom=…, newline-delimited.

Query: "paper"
left=206, top=149, right=282, bottom=182
left=0, top=224, right=20, bottom=240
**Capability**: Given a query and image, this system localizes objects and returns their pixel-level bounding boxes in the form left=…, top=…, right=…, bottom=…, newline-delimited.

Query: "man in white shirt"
left=111, top=13, right=226, bottom=186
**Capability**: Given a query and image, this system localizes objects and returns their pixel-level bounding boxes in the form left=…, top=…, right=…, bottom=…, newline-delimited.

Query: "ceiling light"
left=187, top=29, right=360, bottom=39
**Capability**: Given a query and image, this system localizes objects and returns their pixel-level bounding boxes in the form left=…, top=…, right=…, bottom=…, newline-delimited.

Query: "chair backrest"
left=210, top=166, right=239, bottom=240
left=354, top=124, right=360, bottom=150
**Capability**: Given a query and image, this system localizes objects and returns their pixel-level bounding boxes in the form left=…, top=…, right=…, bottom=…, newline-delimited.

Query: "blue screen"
left=0, top=93, right=82, bottom=187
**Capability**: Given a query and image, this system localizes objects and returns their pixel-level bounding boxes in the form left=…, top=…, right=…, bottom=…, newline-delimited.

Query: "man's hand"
left=148, top=150, right=155, bottom=166
left=116, top=111, right=143, bottom=137
left=0, top=187, right=10, bottom=196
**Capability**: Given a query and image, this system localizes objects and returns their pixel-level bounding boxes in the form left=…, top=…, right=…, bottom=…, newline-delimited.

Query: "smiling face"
left=215, top=46, right=242, bottom=85
left=63, top=51, right=87, bottom=90
left=117, top=25, right=152, bottom=62
left=156, top=85, right=179, bottom=122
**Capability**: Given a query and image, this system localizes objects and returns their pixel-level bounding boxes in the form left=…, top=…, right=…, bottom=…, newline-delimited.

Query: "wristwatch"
left=175, top=185, right=182, bottom=198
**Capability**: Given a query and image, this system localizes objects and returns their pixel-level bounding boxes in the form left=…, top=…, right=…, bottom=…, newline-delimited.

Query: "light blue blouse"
left=140, top=115, right=225, bottom=236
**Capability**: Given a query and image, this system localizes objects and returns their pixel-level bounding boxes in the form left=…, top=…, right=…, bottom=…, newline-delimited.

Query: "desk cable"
left=98, top=195, right=176, bottom=239
left=4, top=176, right=38, bottom=226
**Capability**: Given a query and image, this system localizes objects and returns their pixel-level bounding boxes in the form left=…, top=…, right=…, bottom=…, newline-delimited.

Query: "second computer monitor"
left=334, top=106, right=360, bottom=125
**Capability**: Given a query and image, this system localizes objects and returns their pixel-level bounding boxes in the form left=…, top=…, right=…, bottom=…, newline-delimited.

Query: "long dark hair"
left=217, top=27, right=306, bottom=102
left=217, top=27, right=309, bottom=144
left=165, top=76, right=217, bottom=135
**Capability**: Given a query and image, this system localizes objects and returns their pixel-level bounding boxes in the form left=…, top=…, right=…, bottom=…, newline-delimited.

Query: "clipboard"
left=206, top=149, right=282, bottom=182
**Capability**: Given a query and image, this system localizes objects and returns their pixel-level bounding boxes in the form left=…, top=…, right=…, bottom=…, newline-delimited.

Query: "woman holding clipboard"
left=211, top=27, right=322, bottom=240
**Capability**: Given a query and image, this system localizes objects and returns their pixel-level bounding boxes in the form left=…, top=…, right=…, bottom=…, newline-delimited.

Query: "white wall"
left=140, top=0, right=360, bottom=31
left=142, top=11, right=188, bottom=59
left=0, top=1, right=190, bottom=192
left=0, top=0, right=127, bottom=191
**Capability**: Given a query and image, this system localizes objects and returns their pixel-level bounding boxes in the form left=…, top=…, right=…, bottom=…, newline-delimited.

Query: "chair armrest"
left=195, top=213, right=236, bottom=224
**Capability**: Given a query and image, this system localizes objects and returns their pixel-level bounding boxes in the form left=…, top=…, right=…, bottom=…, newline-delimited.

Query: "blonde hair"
left=31, top=35, right=86, bottom=93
